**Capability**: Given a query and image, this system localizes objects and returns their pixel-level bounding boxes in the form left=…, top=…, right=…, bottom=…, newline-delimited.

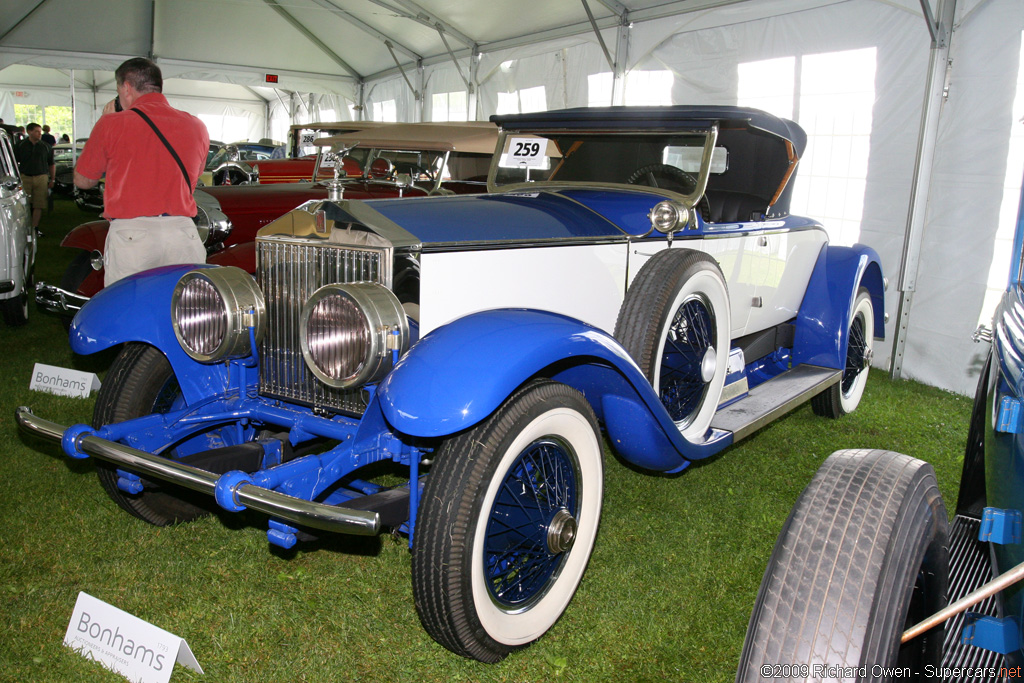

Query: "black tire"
left=956, top=353, right=991, bottom=517
left=58, top=250, right=94, bottom=330
left=1, top=244, right=32, bottom=326
left=614, top=249, right=730, bottom=441
left=812, top=287, right=874, bottom=418
left=736, top=449, right=949, bottom=682
left=93, top=343, right=213, bottom=525
left=412, top=380, right=603, bottom=662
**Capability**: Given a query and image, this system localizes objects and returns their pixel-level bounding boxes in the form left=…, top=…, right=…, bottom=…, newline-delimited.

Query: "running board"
left=940, top=514, right=1007, bottom=682
left=710, top=364, right=839, bottom=442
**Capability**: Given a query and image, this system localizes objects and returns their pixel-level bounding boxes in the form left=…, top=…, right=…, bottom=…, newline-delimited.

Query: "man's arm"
left=74, top=169, right=99, bottom=189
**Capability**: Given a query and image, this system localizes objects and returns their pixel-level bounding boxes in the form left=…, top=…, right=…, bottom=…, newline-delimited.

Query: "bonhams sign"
left=64, top=592, right=203, bottom=683
left=29, top=363, right=100, bottom=398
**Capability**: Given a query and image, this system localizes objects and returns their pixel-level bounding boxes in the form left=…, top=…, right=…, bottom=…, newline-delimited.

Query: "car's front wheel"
left=412, top=380, right=603, bottom=662
left=92, top=343, right=240, bottom=525
left=736, top=449, right=948, bottom=682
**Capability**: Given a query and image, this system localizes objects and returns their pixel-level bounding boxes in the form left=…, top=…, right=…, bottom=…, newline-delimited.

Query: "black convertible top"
left=492, top=105, right=807, bottom=220
left=491, top=105, right=806, bottom=157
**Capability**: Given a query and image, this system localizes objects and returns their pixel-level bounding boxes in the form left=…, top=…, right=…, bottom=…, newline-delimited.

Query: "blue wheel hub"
left=484, top=438, right=579, bottom=609
left=660, top=295, right=714, bottom=424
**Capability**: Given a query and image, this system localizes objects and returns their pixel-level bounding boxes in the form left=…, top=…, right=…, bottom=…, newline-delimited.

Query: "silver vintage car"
left=0, top=129, right=34, bottom=326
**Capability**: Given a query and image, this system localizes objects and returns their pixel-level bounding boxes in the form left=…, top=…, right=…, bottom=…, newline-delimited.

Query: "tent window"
left=496, top=86, right=547, bottom=115
left=738, top=57, right=795, bottom=119
left=588, top=73, right=613, bottom=107
left=372, top=100, right=397, bottom=122
left=198, top=114, right=252, bottom=145
left=15, top=104, right=71, bottom=138
left=740, top=48, right=876, bottom=246
left=979, top=31, right=1024, bottom=326
left=432, top=91, right=468, bottom=122
left=625, top=70, right=673, bottom=106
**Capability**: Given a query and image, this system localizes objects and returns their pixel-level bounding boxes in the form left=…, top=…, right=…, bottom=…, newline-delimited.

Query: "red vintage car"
left=211, top=121, right=388, bottom=186
left=36, top=122, right=499, bottom=321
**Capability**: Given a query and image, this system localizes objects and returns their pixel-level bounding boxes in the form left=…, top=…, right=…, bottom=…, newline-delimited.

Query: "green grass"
left=0, top=197, right=972, bottom=682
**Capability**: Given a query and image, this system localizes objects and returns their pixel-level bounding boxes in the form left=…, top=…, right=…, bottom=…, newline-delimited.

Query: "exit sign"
left=265, top=74, right=279, bottom=84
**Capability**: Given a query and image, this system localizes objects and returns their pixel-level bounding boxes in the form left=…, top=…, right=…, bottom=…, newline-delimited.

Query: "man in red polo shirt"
left=74, top=57, right=210, bottom=286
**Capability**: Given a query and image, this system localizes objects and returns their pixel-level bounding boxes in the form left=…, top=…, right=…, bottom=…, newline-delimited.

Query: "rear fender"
left=61, top=220, right=109, bottom=252
left=377, top=309, right=732, bottom=472
left=70, top=264, right=232, bottom=402
left=792, top=243, right=885, bottom=369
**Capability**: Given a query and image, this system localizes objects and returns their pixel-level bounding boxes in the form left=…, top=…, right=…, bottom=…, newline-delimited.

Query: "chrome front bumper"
left=15, top=407, right=380, bottom=536
left=35, top=281, right=90, bottom=316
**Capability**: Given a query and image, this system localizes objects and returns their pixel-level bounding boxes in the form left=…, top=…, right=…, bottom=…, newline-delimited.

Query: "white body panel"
left=418, top=226, right=828, bottom=341
left=420, top=243, right=631, bottom=336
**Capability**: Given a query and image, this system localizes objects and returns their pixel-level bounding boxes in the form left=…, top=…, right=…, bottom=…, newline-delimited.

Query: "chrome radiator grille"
left=257, top=235, right=392, bottom=414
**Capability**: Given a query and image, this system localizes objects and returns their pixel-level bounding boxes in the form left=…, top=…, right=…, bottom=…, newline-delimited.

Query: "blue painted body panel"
left=368, top=191, right=631, bottom=244
left=68, top=264, right=233, bottom=404
left=377, top=308, right=731, bottom=471
left=792, top=243, right=885, bottom=370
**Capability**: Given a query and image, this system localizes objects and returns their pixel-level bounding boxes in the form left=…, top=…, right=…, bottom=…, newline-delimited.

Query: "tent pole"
left=890, top=0, right=957, bottom=380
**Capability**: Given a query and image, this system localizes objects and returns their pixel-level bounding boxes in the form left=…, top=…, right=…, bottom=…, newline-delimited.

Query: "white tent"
left=2, top=0, right=1022, bottom=396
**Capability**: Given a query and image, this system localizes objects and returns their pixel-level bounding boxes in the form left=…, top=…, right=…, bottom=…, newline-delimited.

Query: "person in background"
left=60, top=133, right=70, bottom=143
left=13, top=122, right=54, bottom=238
left=40, top=125, right=56, bottom=147
left=74, top=57, right=209, bottom=286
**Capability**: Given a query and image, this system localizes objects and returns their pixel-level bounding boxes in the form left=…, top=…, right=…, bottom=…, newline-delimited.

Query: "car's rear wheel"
left=812, top=287, right=874, bottom=417
left=736, top=449, right=948, bottom=682
left=615, top=249, right=730, bottom=441
left=412, top=380, right=603, bottom=662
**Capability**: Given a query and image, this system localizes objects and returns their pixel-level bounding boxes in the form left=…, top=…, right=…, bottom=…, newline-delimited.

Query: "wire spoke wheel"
left=812, top=287, right=874, bottom=418
left=484, top=437, right=579, bottom=608
left=614, top=249, right=729, bottom=441
left=413, top=380, right=602, bottom=662
left=659, top=294, right=715, bottom=425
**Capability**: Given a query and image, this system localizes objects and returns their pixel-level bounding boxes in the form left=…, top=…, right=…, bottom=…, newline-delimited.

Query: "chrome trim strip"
left=35, top=281, right=89, bottom=315
left=15, top=407, right=380, bottom=536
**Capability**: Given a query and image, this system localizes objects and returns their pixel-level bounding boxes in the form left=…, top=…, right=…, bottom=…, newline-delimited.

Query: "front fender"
left=70, top=264, right=231, bottom=403
left=207, top=241, right=256, bottom=273
left=792, top=243, right=885, bottom=369
left=377, top=309, right=732, bottom=472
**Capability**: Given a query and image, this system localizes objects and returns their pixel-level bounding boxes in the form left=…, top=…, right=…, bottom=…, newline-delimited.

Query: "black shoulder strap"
left=131, top=108, right=193, bottom=191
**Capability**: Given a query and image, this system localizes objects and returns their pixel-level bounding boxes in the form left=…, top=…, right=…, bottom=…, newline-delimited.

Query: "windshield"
left=319, top=147, right=491, bottom=185
left=492, top=131, right=721, bottom=195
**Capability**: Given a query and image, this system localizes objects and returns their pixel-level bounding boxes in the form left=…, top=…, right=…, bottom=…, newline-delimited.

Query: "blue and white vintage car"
left=18, top=106, right=884, bottom=662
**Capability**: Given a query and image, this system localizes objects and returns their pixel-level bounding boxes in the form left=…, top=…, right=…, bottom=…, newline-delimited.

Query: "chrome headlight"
left=193, top=190, right=233, bottom=246
left=172, top=267, right=265, bottom=362
left=300, top=282, right=409, bottom=389
left=649, top=200, right=690, bottom=233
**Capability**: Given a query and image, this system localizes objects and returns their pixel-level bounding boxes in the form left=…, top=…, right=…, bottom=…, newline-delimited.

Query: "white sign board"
left=29, top=363, right=100, bottom=398
left=64, top=592, right=203, bottom=683
left=505, top=136, right=546, bottom=168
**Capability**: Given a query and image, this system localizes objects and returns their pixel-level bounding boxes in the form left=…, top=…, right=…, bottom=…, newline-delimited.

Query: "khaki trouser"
left=104, top=216, right=206, bottom=287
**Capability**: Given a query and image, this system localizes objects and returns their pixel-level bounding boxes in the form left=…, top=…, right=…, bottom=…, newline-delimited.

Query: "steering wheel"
left=626, top=163, right=712, bottom=222
left=626, top=163, right=698, bottom=194
left=399, top=163, right=434, bottom=182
